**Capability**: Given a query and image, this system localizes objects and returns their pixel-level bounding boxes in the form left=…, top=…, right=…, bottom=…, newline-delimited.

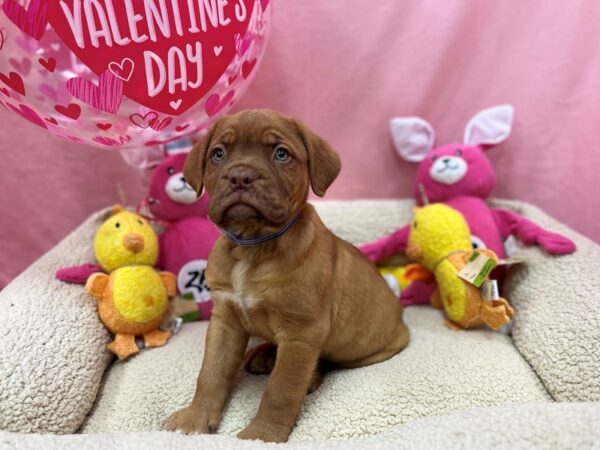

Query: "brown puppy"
left=164, top=110, right=409, bottom=442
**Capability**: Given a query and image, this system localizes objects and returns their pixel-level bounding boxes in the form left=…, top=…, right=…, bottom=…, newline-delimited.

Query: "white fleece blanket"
left=0, top=199, right=598, bottom=441
left=81, top=307, right=550, bottom=438
left=3, top=402, right=600, bottom=450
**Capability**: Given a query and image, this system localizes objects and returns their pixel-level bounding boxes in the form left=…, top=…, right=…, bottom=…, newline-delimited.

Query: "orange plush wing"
left=159, top=271, right=178, bottom=298
left=404, top=263, right=434, bottom=283
left=85, top=273, right=109, bottom=300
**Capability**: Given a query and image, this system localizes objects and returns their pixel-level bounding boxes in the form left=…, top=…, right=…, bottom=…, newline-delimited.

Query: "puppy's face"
left=184, top=110, right=341, bottom=236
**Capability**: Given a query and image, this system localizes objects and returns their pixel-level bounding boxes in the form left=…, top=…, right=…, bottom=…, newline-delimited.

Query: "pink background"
left=1, top=0, right=599, bottom=288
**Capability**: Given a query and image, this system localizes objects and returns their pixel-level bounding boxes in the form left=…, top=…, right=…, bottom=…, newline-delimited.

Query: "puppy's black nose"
left=228, top=168, right=258, bottom=190
left=442, top=157, right=451, bottom=164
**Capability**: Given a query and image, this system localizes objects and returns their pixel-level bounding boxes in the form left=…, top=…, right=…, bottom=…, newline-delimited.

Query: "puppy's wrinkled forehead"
left=183, top=109, right=341, bottom=200
left=212, top=110, right=304, bottom=154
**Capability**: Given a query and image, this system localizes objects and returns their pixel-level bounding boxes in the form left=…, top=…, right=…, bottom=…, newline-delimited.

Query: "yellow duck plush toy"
left=85, top=206, right=177, bottom=359
left=407, top=203, right=514, bottom=330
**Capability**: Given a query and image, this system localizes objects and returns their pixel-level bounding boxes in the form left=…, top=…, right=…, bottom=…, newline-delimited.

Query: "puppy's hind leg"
left=244, top=343, right=323, bottom=394
left=244, top=343, right=277, bottom=374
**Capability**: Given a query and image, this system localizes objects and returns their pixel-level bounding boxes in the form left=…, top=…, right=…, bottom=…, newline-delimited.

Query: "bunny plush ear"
left=389, top=117, right=435, bottom=162
left=463, top=105, right=514, bottom=147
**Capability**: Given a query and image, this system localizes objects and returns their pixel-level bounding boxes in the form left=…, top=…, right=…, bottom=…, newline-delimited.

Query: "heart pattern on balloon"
left=108, top=58, right=134, bottom=82
left=7, top=103, right=46, bottom=128
left=96, top=122, right=112, bottom=131
left=38, top=57, right=56, bottom=73
left=9, top=57, right=31, bottom=76
left=43, top=82, right=72, bottom=104
left=235, top=33, right=252, bottom=57
left=205, top=90, right=235, bottom=117
left=46, top=0, right=254, bottom=115
left=67, top=70, right=123, bottom=114
left=151, top=117, right=173, bottom=132
left=242, top=59, right=258, bottom=79
left=2, top=0, right=48, bottom=41
left=93, top=136, right=120, bottom=147
left=0, top=71, right=25, bottom=95
left=54, top=102, right=81, bottom=120
left=130, top=111, right=160, bottom=129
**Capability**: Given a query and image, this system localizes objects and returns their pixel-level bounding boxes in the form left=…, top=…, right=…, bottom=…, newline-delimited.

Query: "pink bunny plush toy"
left=146, top=151, right=220, bottom=321
left=361, top=105, right=576, bottom=306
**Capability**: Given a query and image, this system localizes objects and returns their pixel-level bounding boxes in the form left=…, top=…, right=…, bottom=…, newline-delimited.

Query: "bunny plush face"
left=390, top=105, right=513, bottom=205
left=414, top=144, right=496, bottom=204
left=148, top=153, right=211, bottom=222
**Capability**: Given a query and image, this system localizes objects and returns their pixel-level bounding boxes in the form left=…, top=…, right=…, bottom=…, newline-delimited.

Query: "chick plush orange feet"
left=480, top=298, right=514, bottom=330
left=143, top=329, right=172, bottom=348
left=107, top=334, right=139, bottom=360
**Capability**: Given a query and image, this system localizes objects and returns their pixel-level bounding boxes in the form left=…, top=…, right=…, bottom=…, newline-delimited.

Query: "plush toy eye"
left=431, top=155, right=439, bottom=162
left=455, top=149, right=463, bottom=156
left=413, top=221, right=417, bottom=229
left=115, top=222, right=120, bottom=228
left=273, top=146, right=291, bottom=162
left=137, top=219, right=143, bottom=225
left=167, top=166, right=175, bottom=175
left=211, top=146, right=226, bottom=162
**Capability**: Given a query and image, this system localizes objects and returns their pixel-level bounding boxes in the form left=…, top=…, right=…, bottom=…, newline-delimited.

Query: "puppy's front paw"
left=163, top=405, right=219, bottom=435
left=237, top=419, right=291, bottom=443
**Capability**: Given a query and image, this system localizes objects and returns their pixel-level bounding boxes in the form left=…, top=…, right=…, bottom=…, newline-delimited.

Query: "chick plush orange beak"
left=123, top=233, right=145, bottom=254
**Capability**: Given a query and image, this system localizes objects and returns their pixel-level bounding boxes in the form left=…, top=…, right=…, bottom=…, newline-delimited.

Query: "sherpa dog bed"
left=1, top=200, right=599, bottom=450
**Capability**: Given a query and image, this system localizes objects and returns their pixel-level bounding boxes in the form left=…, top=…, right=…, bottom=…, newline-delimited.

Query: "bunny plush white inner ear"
left=463, top=105, right=514, bottom=147
left=389, top=117, right=435, bottom=162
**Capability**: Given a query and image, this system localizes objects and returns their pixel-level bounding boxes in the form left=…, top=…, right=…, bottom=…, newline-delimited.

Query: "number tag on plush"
left=458, top=251, right=497, bottom=287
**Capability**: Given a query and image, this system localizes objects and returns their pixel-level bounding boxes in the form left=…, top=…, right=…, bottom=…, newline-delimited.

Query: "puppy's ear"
left=292, top=119, right=341, bottom=197
left=183, top=119, right=223, bottom=197
left=183, top=135, right=210, bottom=197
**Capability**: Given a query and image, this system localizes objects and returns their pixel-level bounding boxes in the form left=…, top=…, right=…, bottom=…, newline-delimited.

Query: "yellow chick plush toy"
left=407, top=203, right=513, bottom=330
left=85, top=206, right=176, bottom=359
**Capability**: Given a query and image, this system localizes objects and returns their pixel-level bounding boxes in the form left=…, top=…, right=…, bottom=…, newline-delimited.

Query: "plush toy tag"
left=496, top=256, right=526, bottom=266
left=458, top=251, right=497, bottom=287
left=160, top=316, right=183, bottom=334
left=481, top=280, right=500, bottom=301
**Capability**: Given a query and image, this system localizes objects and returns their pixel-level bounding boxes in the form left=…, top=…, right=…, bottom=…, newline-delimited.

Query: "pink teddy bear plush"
left=361, top=105, right=576, bottom=306
left=147, top=152, right=220, bottom=321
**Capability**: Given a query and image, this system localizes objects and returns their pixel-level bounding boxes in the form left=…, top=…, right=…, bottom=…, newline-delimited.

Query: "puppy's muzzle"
left=228, top=167, right=258, bottom=191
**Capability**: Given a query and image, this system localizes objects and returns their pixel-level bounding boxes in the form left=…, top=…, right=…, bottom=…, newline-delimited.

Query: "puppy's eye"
left=211, top=146, right=226, bottom=163
left=273, top=146, right=291, bottom=163
left=167, top=166, right=175, bottom=175
left=455, top=149, right=463, bottom=156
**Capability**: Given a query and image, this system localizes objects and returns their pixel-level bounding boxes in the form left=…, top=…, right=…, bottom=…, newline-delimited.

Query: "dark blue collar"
left=218, top=213, right=301, bottom=247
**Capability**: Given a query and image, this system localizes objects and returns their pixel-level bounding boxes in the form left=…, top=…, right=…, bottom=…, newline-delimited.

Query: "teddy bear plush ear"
left=389, top=117, right=435, bottom=162
left=463, top=105, right=514, bottom=147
